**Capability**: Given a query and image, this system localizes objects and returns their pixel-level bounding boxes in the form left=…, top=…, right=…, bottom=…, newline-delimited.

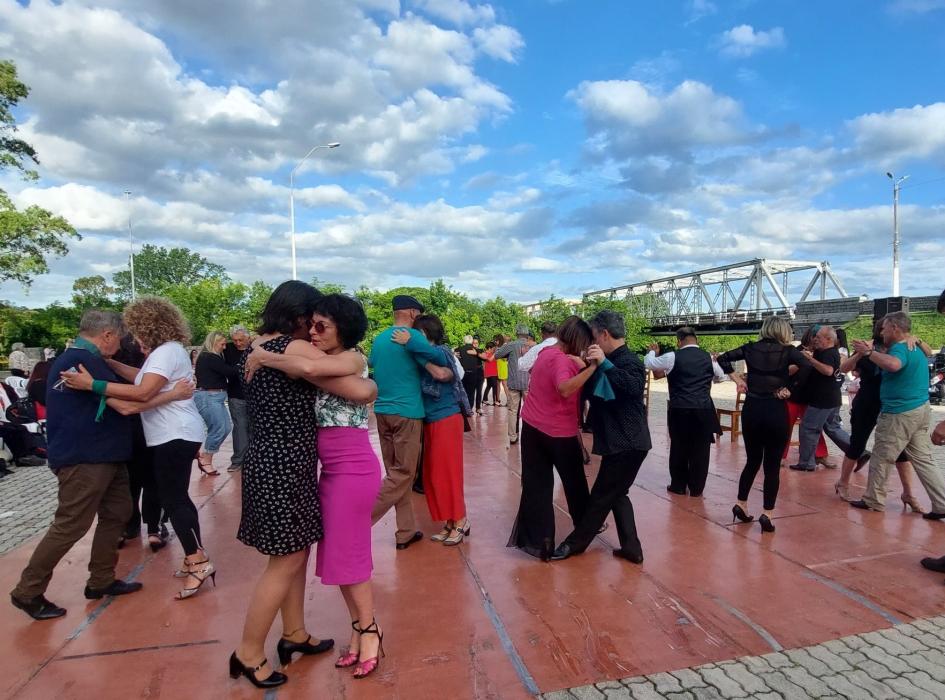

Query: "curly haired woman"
left=63, top=296, right=212, bottom=600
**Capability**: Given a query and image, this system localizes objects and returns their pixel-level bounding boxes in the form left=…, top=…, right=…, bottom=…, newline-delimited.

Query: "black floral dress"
left=237, top=335, right=322, bottom=555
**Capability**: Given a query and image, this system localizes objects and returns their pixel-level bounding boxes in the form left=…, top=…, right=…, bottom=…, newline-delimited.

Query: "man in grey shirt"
left=494, top=324, right=533, bottom=445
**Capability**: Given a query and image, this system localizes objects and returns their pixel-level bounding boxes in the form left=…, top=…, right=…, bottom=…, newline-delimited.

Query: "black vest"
left=666, top=347, right=715, bottom=409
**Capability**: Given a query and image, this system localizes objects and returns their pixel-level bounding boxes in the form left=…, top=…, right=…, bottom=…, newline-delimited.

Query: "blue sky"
left=2, top=0, right=944, bottom=308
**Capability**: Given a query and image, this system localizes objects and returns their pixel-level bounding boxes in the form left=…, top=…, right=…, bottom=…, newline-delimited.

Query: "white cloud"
left=473, top=25, right=525, bottom=62
left=413, top=0, right=496, bottom=26
left=848, top=102, right=945, bottom=162
left=717, top=25, right=786, bottom=58
left=569, top=79, right=753, bottom=159
left=685, top=0, right=717, bottom=24
left=887, top=0, right=945, bottom=14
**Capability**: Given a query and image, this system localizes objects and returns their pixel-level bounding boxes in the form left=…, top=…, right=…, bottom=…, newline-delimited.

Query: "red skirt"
left=423, top=412, right=465, bottom=521
left=783, top=401, right=827, bottom=459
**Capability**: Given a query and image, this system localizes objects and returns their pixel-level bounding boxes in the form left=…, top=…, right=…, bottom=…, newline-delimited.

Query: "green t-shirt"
left=879, top=342, right=929, bottom=414
left=369, top=327, right=445, bottom=419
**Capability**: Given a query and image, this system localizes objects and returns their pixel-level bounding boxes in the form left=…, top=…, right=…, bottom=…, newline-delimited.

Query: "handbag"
left=5, top=397, right=38, bottom=425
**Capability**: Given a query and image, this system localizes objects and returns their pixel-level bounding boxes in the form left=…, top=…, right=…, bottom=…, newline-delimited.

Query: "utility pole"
left=124, top=190, right=136, bottom=300
left=886, top=172, right=909, bottom=297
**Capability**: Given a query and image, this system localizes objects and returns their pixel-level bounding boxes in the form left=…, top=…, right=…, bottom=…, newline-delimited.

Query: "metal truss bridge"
left=582, top=259, right=850, bottom=334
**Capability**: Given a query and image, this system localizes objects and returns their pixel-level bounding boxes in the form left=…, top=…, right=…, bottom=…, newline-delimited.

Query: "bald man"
left=789, top=325, right=852, bottom=471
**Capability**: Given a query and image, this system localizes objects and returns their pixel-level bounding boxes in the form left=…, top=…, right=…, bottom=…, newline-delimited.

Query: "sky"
left=2, top=0, right=944, bottom=308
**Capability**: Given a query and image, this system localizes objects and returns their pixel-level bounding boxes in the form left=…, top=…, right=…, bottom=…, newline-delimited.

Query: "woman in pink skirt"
left=310, top=295, right=384, bottom=679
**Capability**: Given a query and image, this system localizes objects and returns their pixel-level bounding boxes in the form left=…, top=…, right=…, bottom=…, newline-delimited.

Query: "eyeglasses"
left=312, top=320, right=335, bottom=335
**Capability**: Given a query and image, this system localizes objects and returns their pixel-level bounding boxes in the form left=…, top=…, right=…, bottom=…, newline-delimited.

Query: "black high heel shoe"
left=732, top=505, right=754, bottom=523
left=228, top=652, right=287, bottom=688
left=759, top=514, right=776, bottom=533
left=276, top=634, right=335, bottom=666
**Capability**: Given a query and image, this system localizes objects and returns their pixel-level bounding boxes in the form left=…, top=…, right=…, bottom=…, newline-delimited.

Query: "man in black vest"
left=645, top=327, right=724, bottom=497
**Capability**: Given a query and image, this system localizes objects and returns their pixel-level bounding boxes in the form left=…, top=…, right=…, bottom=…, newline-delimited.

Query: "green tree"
left=0, top=302, right=81, bottom=352
left=310, top=277, right=347, bottom=295
left=0, top=60, right=79, bottom=287
left=72, top=275, right=118, bottom=310
left=113, top=244, right=228, bottom=299
left=163, top=278, right=254, bottom=344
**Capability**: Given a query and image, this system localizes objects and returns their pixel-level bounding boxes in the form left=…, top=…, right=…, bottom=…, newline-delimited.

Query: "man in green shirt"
left=369, top=295, right=451, bottom=549
left=853, top=311, right=945, bottom=515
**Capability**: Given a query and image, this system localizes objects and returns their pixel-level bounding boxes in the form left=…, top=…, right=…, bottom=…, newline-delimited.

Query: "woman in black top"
left=834, top=320, right=921, bottom=510
left=717, top=317, right=809, bottom=533
left=194, top=331, right=238, bottom=475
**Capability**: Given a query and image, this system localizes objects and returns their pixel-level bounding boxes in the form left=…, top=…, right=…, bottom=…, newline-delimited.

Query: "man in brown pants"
left=11, top=311, right=143, bottom=620
left=369, top=295, right=454, bottom=549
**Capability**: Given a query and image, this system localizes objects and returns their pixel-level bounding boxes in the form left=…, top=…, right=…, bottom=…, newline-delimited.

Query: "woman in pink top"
left=508, top=316, right=603, bottom=560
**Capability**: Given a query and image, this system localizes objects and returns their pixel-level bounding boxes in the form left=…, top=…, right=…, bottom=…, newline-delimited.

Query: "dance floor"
left=2, top=384, right=945, bottom=700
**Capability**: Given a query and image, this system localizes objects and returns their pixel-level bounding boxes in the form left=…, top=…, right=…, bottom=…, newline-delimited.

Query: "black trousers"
left=667, top=408, right=712, bottom=496
left=462, top=370, right=483, bottom=411
left=153, top=439, right=202, bottom=555
left=739, top=397, right=789, bottom=510
left=127, top=444, right=164, bottom=534
left=483, top=376, right=499, bottom=403
left=508, top=422, right=590, bottom=558
left=563, top=448, right=648, bottom=555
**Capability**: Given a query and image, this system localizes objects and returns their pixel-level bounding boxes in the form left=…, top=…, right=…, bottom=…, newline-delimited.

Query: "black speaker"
left=873, top=296, right=910, bottom=320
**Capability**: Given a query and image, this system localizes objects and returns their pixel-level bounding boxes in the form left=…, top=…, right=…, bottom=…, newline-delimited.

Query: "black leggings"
left=483, top=377, right=499, bottom=403
left=508, top=422, right=590, bottom=558
left=739, top=397, right=789, bottom=510
left=153, top=439, right=203, bottom=555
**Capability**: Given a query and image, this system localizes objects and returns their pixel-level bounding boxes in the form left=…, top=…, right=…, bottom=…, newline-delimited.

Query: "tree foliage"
left=72, top=275, right=119, bottom=310
left=0, top=61, right=79, bottom=287
left=113, top=244, right=229, bottom=299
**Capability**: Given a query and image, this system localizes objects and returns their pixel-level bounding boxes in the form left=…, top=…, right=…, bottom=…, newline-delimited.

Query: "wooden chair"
left=716, top=391, right=745, bottom=443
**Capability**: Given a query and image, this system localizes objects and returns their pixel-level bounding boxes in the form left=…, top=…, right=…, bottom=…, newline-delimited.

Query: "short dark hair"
left=675, top=326, right=697, bottom=342
left=938, top=288, right=945, bottom=314
left=413, top=314, right=446, bottom=345
left=557, top=315, right=594, bottom=355
left=540, top=321, right=557, bottom=336
left=589, top=310, right=626, bottom=340
left=258, top=281, right=322, bottom=335
left=313, top=293, right=368, bottom=350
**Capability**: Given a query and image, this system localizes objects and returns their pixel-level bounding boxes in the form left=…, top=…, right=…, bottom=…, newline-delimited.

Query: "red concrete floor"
left=2, top=399, right=944, bottom=700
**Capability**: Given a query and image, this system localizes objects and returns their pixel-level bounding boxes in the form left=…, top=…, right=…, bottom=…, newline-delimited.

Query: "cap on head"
left=392, top=295, right=425, bottom=313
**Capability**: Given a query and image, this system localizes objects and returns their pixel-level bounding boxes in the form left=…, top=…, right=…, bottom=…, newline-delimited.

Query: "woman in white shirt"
left=63, top=297, right=212, bottom=600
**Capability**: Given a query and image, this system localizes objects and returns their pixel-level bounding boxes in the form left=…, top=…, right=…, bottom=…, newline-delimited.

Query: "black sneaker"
left=788, top=463, right=816, bottom=472
left=923, top=512, right=945, bottom=521
left=84, top=579, right=143, bottom=600
left=11, top=594, right=66, bottom=620
left=921, top=556, right=945, bottom=573
left=15, top=455, right=47, bottom=467
left=395, top=531, right=423, bottom=550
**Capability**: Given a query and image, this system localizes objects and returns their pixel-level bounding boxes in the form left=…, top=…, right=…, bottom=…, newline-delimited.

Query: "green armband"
left=91, top=379, right=108, bottom=396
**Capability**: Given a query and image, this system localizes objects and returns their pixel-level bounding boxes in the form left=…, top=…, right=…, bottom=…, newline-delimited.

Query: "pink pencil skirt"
left=315, top=427, right=382, bottom=586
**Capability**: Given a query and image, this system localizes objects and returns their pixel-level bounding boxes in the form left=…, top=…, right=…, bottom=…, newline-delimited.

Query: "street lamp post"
left=886, top=171, right=909, bottom=297
left=124, top=190, right=136, bottom=300
left=289, top=142, right=341, bottom=280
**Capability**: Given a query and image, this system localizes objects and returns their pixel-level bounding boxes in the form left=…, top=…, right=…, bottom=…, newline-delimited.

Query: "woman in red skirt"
left=392, top=314, right=467, bottom=546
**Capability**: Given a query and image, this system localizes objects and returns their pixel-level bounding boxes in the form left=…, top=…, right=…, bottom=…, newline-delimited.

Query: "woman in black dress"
left=230, top=281, right=377, bottom=689
left=717, top=317, right=810, bottom=533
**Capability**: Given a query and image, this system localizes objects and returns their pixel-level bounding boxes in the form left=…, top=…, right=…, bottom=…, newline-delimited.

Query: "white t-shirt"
left=136, top=341, right=207, bottom=447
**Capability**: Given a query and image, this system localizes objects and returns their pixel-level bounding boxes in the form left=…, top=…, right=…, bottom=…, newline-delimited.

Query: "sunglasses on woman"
left=311, top=320, right=335, bottom=335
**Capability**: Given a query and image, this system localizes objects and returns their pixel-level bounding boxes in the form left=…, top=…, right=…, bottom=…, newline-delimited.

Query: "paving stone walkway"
left=0, top=465, right=57, bottom=554
left=544, top=615, right=945, bottom=700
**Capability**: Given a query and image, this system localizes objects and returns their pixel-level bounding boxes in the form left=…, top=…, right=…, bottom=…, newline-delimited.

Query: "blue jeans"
left=798, top=405, right=851, bottom=468
left=194, top=391, right=232, bottom=454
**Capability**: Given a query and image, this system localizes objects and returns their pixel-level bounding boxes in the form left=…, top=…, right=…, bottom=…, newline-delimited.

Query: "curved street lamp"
left=289, top=143, right=341, bottom=280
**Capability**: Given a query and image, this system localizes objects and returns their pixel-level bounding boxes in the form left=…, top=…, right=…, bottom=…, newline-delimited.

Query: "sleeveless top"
left=314, top=353, right=369, bottom=429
